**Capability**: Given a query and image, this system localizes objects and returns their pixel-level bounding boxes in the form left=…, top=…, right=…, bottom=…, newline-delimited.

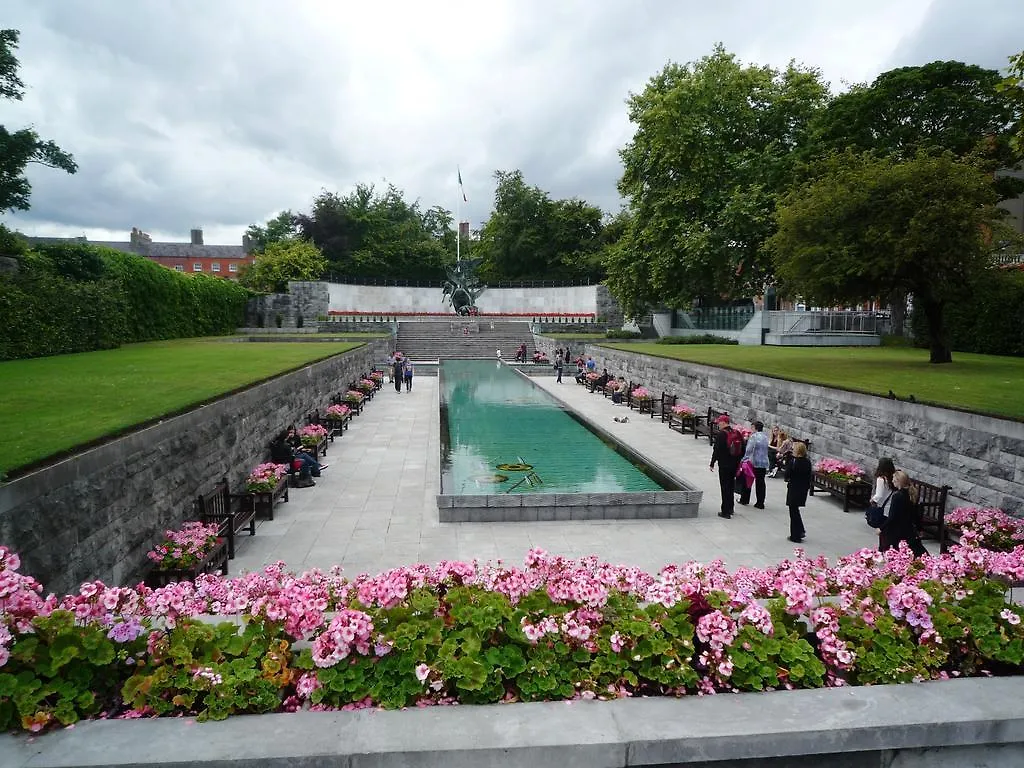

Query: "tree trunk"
left=888, top=289, right=906, bottom=337
left=922, top=298, right=952, bottom=364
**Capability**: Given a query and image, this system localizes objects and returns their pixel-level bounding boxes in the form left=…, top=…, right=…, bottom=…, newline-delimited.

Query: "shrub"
left=0, top=239, right=251, bottom=360
left=657, top=334, right=739, bottom=345
left=605, top=329, right=642, bottom=339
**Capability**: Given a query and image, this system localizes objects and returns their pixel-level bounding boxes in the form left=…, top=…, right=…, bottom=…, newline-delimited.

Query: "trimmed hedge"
left=657, top=334, right=740, bottom=345
left=911, top=267, right=1024, bottom=357
left=0, top=237, right=251, bottom=360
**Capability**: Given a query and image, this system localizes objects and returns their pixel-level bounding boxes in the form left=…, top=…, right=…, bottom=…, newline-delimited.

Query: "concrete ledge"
left=437, top=490, right=701, bottom=522
left=764, top=332, right=881, bottom=346
left=4, top=677, right=1024, bottom=767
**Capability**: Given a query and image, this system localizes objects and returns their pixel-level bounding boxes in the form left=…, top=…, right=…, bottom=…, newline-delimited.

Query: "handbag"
left=865, top=493, right=891, bottom=529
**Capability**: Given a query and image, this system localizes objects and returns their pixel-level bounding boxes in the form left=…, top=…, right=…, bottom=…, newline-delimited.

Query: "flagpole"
left=457, top=166, right=463, bottom=263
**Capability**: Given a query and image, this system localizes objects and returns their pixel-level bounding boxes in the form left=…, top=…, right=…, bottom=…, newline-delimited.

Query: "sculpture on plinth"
left=442, top=258, right=485, bottom=316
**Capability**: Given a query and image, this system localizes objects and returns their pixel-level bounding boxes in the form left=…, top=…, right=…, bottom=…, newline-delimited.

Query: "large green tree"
left=238, top=238, right=327, bottom=293
left=999, top=50, right=1024, bottom=154
left=244, top=210, right=297, bottom=253
left=0, top=30, right=77, bottom=212
left=474, top=170, right=605, bottom=283
left=801, top=59, right=1023, bottom=334
left=805, top=60, right=1022, bottom=195
left=610, top=45, right=829, bottom=317
left=770, top=151, right=1010, bottom=364
left=292, top=184, right=453, bottom=281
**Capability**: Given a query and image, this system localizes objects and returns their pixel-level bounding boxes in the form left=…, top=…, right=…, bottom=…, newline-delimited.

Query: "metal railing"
left=676, top=307, right=754, bottom=331
left=993, top=253, right=1024, bottom=266
left=765, top=311, right=881, bottom=335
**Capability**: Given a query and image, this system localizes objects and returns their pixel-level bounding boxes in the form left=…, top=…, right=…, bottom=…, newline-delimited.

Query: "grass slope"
left=0, top=339, right=361, bottom=476
left=601, top=344, right=1024, bottom=421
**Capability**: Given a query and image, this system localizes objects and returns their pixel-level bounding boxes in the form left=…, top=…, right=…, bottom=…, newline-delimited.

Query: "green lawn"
left=601, top=344, right=1024, bottom=421
left=0, top=339, right=362, bottom=476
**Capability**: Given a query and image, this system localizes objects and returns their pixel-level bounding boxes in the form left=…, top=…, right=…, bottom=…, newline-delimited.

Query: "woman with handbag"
left=784, top=442, right=812, bottom=543
left=879, top=471, right=928, bottom=557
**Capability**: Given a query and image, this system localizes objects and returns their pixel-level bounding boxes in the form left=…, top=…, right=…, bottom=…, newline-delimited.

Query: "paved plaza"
left=232, top=373, right=878, bottom=578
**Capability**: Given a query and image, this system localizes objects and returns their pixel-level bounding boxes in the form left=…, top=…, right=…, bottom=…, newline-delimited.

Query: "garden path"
left=231, top=374, right=879, bottom=579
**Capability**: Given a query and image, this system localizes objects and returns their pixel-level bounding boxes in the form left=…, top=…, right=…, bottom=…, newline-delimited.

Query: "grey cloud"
left=2, top=0, right=1020, bottom=243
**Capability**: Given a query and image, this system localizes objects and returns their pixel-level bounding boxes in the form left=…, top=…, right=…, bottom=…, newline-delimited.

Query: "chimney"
left=190, top=228, right=204, bottom=246
left=242, top=234, right=252, bottom=252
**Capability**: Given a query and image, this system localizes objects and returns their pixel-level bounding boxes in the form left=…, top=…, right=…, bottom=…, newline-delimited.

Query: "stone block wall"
left=0, top=339, right=391, bottom=594
left=532, top=337, right=1024, bottom=513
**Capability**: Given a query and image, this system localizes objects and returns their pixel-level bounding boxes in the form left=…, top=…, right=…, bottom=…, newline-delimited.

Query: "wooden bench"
left=911, top=478, right=952, bottom=553
left=654, top=392, right=676, bottom=421
left=703, top=407, right=728, bottom=444
left=809, top=471, right=871, bottom=513
left=309, top=409, right=351, bottom=441
left=351, top=379, right=375, bottom=401
left=146, top=536, right=229, bottom=587
left=194, top=476, right=255, bottom=560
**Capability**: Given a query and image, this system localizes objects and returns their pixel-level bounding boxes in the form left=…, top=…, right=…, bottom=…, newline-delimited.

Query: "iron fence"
left=765, top=311, right=882, bottom=335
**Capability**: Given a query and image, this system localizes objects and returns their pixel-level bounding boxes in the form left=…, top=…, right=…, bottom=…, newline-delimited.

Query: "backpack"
left=726, top=429, right=744, bottom=459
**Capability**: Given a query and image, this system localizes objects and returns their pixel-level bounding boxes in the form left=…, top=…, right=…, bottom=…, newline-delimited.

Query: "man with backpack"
left=709, top=415, right=743, bottom=518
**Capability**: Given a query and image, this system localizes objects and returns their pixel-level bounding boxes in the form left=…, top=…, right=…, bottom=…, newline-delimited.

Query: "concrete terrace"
left=232, top=370, right=877, bottom=578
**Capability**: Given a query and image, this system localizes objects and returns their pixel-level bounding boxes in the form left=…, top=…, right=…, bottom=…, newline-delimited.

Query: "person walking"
left=784, top=442, right=812, bottom=542
left=403, top=359, right=414, bottom=391
left=392, top=355, right=404, bottom=394
left=709, top=416, right=742, bottom=518
left=554, top=349, right=564, bottom=383
left=739, top=421, right=770, bottom=508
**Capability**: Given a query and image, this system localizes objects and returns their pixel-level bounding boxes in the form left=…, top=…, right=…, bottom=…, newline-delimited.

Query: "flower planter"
left=146, top=537, right=228, bottom=587
left=669, top=412, right=707, bottom=439
left=810, top=471, right=871, bottom=513
left=247, top=475, right=290, bottom=521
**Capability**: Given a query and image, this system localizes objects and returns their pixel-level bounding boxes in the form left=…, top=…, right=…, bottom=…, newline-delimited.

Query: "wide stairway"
left=396, top=320, right=535, bottom=360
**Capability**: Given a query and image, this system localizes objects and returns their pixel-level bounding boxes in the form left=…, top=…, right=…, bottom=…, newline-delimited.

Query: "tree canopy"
left=238, top=238, right=327, bottom=293
left=244, top=211, right=298, bottom=253
left=291, top=184, right=454, bottom=281
left=804, top=60, right=1023, bottom=198
left=608, top=45, right=829, bottom=316
left=999, top=50, right=1024, bottom=154
left=770, top=151, right=1010, bottom=363
left=0, top=29, right=77, bottom=213
left=473, top=170, right=606, bottom=283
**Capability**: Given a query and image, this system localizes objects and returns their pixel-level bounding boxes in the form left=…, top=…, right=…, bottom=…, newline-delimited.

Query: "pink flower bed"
left=814, top=458, right=866, bottom=481
left=146, top=523, right=222, bottom=571
left=671, top=404, right=696, bottom=417
left=631, top=387, right=652, bottom=400
left=246, top=463, right=288, bottom=493
left=2, top=536, right=1024, bottom=731
left=947, top=507, right=1024, bottom=552
left=326, top=404, right=351, bottom=420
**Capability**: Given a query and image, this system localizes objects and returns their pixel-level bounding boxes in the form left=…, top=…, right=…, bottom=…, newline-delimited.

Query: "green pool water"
left=439, top=360, right=668, bottom=495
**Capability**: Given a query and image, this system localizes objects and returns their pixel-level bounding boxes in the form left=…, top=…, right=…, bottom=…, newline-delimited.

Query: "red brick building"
left=26, top=228, right=255, bottom=280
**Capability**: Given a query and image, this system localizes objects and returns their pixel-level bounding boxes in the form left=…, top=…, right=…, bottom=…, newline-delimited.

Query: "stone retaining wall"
left=5, top=677, right=1023, bottom=767
left=0, top=339, right=392, bottom=594
left=533, top=336, right=1024, bottom=513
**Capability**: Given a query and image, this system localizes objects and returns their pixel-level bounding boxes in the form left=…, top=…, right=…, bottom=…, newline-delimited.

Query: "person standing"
left=554, top=349, right=564, bottom=383
left=392, top=355, right=404, bottom=393
left=709, top=416, right=741, bottom=518
left=404, top=359, right=414, bottom=391
left=784, top=442, right=812, bottom=542
left=739, top=421, right=770, bottom=508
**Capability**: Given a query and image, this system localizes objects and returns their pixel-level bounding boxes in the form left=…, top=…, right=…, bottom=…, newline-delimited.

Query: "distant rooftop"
left=24, top=227, right=253, bottom=258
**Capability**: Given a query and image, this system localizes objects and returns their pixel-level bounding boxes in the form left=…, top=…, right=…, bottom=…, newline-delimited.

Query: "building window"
left=211, top=262, right=220, bottom=273
left=229, top=263, right=238, bottom=273
left=193, top=263, right=202, bottom=272
left=174, top=265, right=184, bottom=272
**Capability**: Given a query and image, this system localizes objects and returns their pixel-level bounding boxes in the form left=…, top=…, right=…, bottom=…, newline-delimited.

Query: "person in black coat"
left=879, top=470, right=928, bottom=557
left=784, top=441, right=812, bottom=542
left=709, top=417, right=738, bottom=518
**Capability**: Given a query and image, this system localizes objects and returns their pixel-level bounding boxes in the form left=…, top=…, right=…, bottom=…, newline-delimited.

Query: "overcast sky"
left=1, top=0, right=1021, bottom=245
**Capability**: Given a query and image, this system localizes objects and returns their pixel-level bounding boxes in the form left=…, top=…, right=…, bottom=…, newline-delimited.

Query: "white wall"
left=327, top=283, right=598, bottom=314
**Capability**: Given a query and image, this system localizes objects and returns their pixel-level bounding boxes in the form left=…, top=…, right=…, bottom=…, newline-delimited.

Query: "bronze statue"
left=442, top=259, right=485, bottom=315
